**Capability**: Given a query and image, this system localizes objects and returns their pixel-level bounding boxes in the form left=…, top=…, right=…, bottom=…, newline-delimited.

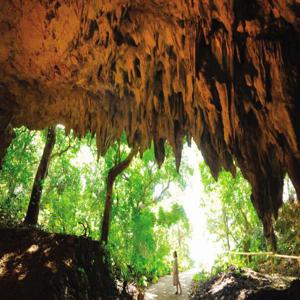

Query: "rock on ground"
left=0, top=226, right=117, bottom=300
left=189, top=267, right=300, bottom=300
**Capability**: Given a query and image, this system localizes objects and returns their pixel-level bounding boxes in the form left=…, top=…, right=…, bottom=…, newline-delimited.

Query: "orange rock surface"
left=1, top=0, right=300, bottom=243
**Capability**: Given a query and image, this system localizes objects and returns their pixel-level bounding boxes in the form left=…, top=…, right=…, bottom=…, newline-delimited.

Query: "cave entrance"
left=153, top=142, right=222, bottom=271
left=154, top=140, right=299, bottom=276
left=0, top=127, right=299, bottom=299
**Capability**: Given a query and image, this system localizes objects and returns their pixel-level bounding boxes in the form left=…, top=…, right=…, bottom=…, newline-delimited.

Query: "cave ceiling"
left=0, top=0, right=300, bottom=242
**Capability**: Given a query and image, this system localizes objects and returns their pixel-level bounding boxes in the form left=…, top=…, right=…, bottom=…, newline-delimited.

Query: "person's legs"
left=178, top=281, right=182, bottom=294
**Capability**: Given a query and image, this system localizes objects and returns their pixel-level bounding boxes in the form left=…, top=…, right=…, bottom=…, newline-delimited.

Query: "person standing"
left=173, top=251, right=182, bottom=295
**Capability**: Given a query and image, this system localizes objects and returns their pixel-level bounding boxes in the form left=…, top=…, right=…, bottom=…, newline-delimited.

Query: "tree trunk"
left=24, top=126, right=56, bottom=225
left=269, top=229, right=277, bottom=253
left=222, top=205, right=231, bottom=251
left=0, top=117, right=15, bottom=170
left=100, top=148, right=137, bottom=244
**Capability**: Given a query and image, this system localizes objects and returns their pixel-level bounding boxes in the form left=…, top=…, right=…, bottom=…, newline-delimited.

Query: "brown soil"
left=0, top=226, right=117, bottom=300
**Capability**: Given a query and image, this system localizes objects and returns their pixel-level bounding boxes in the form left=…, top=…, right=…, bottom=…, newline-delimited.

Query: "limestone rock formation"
left=0, top=0, right=300, bottom=244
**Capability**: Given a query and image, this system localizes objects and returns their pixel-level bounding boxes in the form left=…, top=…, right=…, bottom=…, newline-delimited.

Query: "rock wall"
left=0, top=226, right=117, bottom=299
left=0, top=0, right=300, bottom=242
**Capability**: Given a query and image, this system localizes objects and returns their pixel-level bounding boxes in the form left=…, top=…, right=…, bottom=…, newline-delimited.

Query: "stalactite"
left=0, top=0, right=300, bottom=239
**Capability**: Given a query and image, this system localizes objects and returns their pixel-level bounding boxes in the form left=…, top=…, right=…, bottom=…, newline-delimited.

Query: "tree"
left=108, top=144, right=192, bottom=282
left=0, top=122, right=14, bottom=170
left=199, top=162, right=264, bottom=253
left=101, top=146, right=137, bottom=244
left=0, top=128, right=39, bottom=222
left=1, top=127, right=192, bottom=284
left=24, top=126, right=56, bottom=225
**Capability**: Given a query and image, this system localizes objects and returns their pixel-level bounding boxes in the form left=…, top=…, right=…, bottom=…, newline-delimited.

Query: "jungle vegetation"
left=0, top=126, right=299, bottom=288
left=0, top=126, right=192, bottom=287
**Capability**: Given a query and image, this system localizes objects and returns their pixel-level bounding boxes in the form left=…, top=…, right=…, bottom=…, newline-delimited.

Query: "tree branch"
left=50, top=137, right=72, bottom=160
left=100, top=146, right=138, bottom=244
left=154, top=180, right=171, bottom=202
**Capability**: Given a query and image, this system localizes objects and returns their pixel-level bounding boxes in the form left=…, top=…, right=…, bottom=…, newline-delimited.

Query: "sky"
left=73, top=140, right=223, bottom=270
left=68, top=126, right=296, bottom=273
left=168, top=143, right=222, bottom=270
left=156, top=141, right=296, bottom=270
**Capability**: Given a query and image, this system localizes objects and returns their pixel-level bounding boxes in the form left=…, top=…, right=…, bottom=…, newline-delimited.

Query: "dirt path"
left=145, top=270, right=196, bottom=300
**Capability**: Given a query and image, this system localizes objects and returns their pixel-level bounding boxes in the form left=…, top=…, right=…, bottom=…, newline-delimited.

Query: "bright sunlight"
left=158, top=142, right=223, bottom=270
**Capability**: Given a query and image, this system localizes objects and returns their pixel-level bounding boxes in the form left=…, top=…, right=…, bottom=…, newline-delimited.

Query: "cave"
left=0, top=0, right=300, bottom=299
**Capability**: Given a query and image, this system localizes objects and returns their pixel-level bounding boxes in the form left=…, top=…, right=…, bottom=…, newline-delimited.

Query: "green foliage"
left=158, top=203, right=189, bottom=229
left=199, top=162, right=264, bottom=254
left=3, top=126, right=299, bottom=286
left=199, top=163, right=300, bottom=275
left=275, top=198, right=300, bottom=255
left=192, top=269, right=211, bottom=282
left=0, top=127, right=191, bottom=287
left=106, top=142, right=192, bottom=285
left=0, top=128, right=41, bottom=221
